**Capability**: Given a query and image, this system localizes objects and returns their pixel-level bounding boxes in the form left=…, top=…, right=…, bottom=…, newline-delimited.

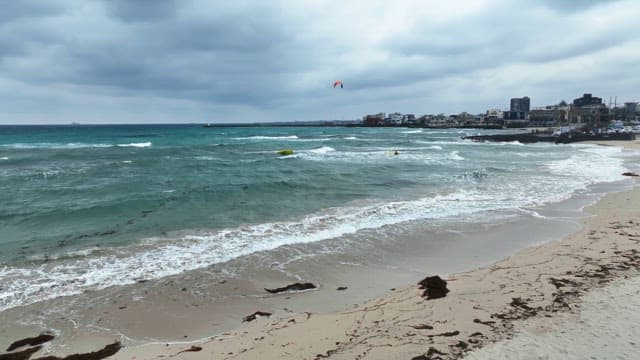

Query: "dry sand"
left=466, top=275, right=640, bottom=360
left=3, top=139, right=639, bottom=360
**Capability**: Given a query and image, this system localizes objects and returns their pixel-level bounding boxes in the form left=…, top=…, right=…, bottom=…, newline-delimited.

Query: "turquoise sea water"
left=0, top=125, right=632, bottom=311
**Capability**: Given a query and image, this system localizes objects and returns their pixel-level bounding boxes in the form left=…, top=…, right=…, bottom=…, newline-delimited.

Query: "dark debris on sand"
left=242, top=311, right=272, bottom=322
left=7, top=335, right=54, bottom=352
left=417, top=276, right=449, bottom=300
left=265, top=282, right=317, bottom=294
left=0, top=337, right=121, bottom=360
left=407, top=247, right=640, bottom=360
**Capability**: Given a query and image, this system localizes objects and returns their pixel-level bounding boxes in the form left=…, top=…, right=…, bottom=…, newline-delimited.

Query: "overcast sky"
left=1, top=0, right=639, bottom=124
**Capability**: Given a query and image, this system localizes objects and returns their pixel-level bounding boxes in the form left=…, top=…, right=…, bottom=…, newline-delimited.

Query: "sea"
left=0, top=124, right=637, bottom=321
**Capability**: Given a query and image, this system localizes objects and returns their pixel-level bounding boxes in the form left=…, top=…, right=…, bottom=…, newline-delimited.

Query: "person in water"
left=394, top=150, right=399, bottom=155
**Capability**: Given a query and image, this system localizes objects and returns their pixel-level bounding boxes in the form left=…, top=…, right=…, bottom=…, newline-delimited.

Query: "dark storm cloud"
left=0, top=0, right=638, bottom=124
left=0, top=0, right=64, bottom=25
left=1, top=1, right=303, bottom=108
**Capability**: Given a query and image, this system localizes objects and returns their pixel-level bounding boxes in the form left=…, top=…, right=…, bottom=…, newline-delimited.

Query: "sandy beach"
left=2, top=140, right=639, bottom=360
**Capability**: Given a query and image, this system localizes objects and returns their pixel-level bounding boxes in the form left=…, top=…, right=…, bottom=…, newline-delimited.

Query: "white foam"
left=194, top=156, right=218, bottom=161
left=122, top=160, right=132, bottom=163
left=1, top=143, right=113, bottom=149
left=235, top=135, right=299, bottom=140
left=344, top=136, right=358, bottom=140
left=277, top=154, right=299, bottom=159
left=116, top=142, right=151, bottom=148
left=1, top=142, right=152, bottom=149
left=449, top=150, right=465, bottom=160
left=309, top=146, right=335, bottom=154
left=0, top=157, right=8, bottom=160
left=402, top=129, right=423, bottom=134
left=544, top=146, right=626, bottom=185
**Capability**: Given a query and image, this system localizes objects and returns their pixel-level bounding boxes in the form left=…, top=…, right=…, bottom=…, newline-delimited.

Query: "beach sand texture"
left=2, top=140, right=639, bottom=360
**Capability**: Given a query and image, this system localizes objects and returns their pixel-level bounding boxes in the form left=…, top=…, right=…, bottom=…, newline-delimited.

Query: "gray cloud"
left=535, top=0, right=621, bottom=13
left=0, top=0, right=64, bottom=25
left=0, top=0, right=638, bottom=124
left=104, top=0, right=179, bottom=22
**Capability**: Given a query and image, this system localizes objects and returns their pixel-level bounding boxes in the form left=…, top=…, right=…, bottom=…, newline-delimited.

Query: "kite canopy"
left=333, top=80, right=343, bottom=88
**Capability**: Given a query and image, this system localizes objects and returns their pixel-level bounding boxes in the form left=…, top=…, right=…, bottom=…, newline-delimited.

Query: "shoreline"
left=1, top=140, right=639, bottom=359
left=118, top=139, right=640, bottom=359
left=115, top=181, right=639, bottom=360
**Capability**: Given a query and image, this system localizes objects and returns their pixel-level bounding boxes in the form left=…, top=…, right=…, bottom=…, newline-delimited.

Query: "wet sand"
left=2, top=139, right=639, bottom=359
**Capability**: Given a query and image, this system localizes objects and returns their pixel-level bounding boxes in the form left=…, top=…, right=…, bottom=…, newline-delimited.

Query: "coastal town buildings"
left=361, top=93, right=638, bottom=129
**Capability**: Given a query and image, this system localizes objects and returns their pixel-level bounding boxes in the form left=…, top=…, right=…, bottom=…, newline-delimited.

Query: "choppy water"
left=0, top=124, right=632, bottom=312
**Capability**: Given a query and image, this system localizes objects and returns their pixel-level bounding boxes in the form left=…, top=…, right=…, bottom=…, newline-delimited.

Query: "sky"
left=0, top=0, right=639, bottom=124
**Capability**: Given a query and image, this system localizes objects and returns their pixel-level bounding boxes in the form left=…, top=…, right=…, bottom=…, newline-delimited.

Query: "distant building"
left=510, top=97, right=530, bottom=112
left=363, top=113, right=385, bottom=126
left=625, top=102, right=638, bottom=122
left=403, top=114, right=416, bottom=124
left=503, top=111, right=527, bottom=120
left=485, top=109, right=503, bottom=119
left=571, top=94, right=609, bottom=126
left=529, top=104, right=570, bottom=127
left=573, top=93, right=603, bottom=107
left=577, top=104, right=609, bottom=125
left=387, top=112, right=403, bottom=125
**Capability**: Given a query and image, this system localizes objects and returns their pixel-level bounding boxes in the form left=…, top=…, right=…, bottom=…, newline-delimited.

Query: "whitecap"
left=309, top=146, right=335, bottom=154
left=449, top=151, right=465, bottom=160
left=1, top=143, right=112, bottom=149
left=234, top=135, right=299, bottom=140
left=117, top=142, right=152, bottom=148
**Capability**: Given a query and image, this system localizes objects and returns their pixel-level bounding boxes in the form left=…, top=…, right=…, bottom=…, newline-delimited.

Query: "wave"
left=0, top=187, right=565, bottom=312
left=116, top=142, right=152, bottom=148
left=1, top=142, right=152, bottom=149
left=0, top=133, right=631, bottom=312
left=233, top=135, right=332, bottom=142
left=234, top=135, right=299, bottom=140
left=449, top=151, right=465, bottom=161
left=308, top=146, right=335, bottom=154
left=194, top=156, right=220, bottom=161
left=402, top=129, right=423, bottom=134
left=0, top=157, right=8, bottom=160
left=544, top=146, right=626, bottom=184
left=25, top=247, right=104, bottom=262
left=1, top=143, right=112, bottom=149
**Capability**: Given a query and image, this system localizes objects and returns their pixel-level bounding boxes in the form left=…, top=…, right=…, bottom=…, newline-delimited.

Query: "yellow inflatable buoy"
left=277, top=149, right=294, bottom=156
